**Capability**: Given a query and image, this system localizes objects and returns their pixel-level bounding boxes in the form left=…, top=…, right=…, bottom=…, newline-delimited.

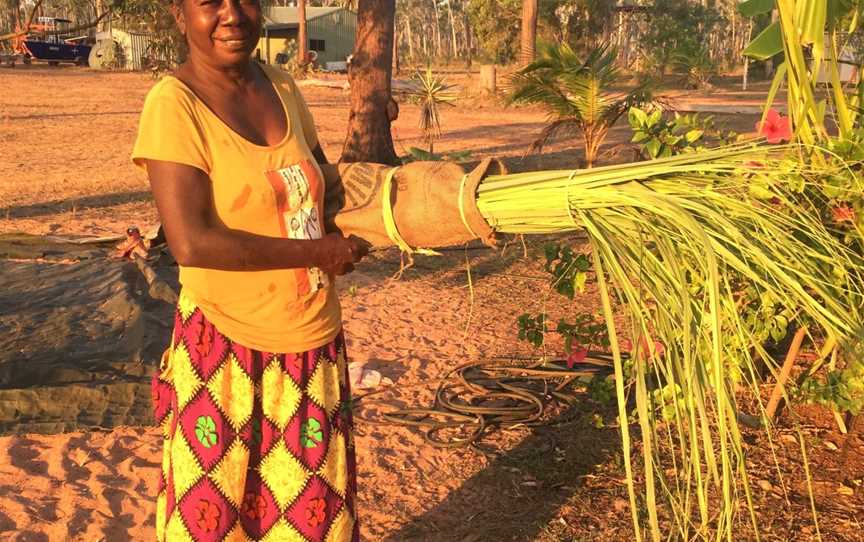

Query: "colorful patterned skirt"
left=151, top=293, right=359, bottom=541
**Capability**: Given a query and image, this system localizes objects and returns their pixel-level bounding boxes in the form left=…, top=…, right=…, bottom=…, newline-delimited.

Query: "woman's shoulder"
left=259, top=63, right=300, bottom=94
left=142, top=73, right=200, bottom=110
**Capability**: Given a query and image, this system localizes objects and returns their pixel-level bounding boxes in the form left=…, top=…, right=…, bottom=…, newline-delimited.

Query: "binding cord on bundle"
left=380, top=166, right=441, bottom=277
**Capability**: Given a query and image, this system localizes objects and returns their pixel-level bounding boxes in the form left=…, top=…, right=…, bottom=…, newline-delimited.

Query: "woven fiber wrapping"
left=321, top=158, right=507, bottom=250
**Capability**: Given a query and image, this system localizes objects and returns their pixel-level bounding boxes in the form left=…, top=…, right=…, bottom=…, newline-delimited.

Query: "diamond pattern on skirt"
left=231, top=343, right=259, bottom=381
left=317, top=429, right=348, bottom=498
left=280, top=349, right=318, bottom=390
left=178, top=293, right=197, bottom=322
left=179, top=477, right=239, bottom=541
left=210, top=439, right=251, bottom=508
left=152, top=376, right=174, bottom=426
left=324, top=509, right=355, bottom=542
left=260, top=519, right=306, bottom=542
left=179, top=389, right=236, bottom=471
left=208, top=353, right=255, bottom=431
left=258, top=439, right=311, bottom=511
left=239, top=470, right=281, bottom=539
left=166, top=510, right=196, bottom=542
left=170, top=430, right=206, bottom=498
left=306, top=356, right=341, bottom=418
left=285, top=476, right=343, bottom=541
left=153, top=295, right=358, bottom=541
left=284, top=396, right=331, bottom=472
left=240, top=409, right=281, bottom=467
left=171, top=343, right=206, bottom=411
left=261, top=360, right=302, bottom=430
left=184, top=311, right=231, bottom=381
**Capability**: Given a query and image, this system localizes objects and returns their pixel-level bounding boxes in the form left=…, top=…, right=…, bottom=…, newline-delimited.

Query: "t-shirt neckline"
left=166, top=63, right=292, bottom=150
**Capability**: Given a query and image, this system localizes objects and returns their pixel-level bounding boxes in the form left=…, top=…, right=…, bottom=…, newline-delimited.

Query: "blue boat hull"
left=24, top=40, right=91, bottom=62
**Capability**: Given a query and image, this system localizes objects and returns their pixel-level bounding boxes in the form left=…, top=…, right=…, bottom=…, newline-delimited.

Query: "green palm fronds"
left=507, top=43, right=657, bottom=167
left=408, top=66, right=458, bottom=154
left=475, top=143, right=864, bottom=540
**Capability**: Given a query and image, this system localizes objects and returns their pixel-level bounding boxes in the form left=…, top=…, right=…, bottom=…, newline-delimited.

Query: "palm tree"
left=508, top=43, right=655, bottom=168
left=407, top=66, right=458, bottom=153
left=519, top=0, right=537, bottom=65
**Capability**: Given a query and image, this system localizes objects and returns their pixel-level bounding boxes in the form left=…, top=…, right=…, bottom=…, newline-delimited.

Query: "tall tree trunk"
left=393, top=23, right=400, bottom=75
left=341, top=0, right=399, bottom=164
left=519, top=0, right=537, bottom=65
left=297, top=0, right=308, bottom=66
left=446, top=0, right=457, bottom=58
left=464, top=9, right=471, bottom=69
left=432, top=0, right=441, bottom=59
left=406, top=15, right=414, bottom=61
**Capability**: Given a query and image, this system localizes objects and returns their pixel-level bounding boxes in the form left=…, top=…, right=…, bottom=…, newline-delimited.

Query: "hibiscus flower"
left=566, top=347, right=589, bottom=369
left=756, top=109, right=792, bottom=144
left=832, top=205, right=856, bottom=223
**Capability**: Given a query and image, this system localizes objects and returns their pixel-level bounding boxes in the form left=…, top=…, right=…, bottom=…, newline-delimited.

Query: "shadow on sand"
left=382, top=403, right=620, bottom=542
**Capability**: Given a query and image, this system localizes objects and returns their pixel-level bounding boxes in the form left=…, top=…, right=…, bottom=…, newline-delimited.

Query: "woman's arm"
left=146, top=159, right=366, bottom=275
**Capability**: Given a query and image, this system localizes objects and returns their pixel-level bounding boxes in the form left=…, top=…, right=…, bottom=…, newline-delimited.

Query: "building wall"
left=307, top=9, right=356, bottom=65
left=256, top=8, right=356, bottom=68
left=256, top=28, right=297, bottom=66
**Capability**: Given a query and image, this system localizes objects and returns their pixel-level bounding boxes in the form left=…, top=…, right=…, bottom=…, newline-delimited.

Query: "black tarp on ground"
left=0, top=234, right=177, bottom=435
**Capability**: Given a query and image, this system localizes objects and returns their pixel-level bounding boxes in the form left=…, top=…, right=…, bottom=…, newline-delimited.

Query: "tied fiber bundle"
left=320, top=158, right=507, bottom=253
left=476, top=143, right=864, bottom=538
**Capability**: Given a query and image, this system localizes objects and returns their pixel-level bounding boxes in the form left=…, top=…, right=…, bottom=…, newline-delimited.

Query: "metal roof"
left=263, top=6, right=346, bottom=28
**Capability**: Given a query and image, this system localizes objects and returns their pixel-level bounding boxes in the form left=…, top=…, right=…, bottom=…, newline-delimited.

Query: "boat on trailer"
left=16, top=17, right=92, bottom=66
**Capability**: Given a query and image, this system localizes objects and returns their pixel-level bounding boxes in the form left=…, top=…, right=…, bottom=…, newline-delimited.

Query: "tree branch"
left=0, top=3, right=111, bottom=43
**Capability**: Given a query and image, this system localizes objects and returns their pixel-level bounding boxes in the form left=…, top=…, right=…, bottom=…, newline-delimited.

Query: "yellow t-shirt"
left=131, top=64, right=341, bottom=354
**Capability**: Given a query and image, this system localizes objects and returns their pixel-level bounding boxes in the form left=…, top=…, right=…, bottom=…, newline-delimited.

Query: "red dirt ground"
left=0, top=65, right=861, bottom=542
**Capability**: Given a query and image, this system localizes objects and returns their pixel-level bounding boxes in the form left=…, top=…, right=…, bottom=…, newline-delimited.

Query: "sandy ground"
left=1, top=66, right=862, bottom=541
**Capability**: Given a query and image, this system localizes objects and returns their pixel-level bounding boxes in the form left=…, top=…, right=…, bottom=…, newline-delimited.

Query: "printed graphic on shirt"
left=265, top=160, right=327, bottom=296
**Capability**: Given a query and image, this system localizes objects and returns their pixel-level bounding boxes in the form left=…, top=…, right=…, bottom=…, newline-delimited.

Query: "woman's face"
left=174, top=0, right=262, bottom=68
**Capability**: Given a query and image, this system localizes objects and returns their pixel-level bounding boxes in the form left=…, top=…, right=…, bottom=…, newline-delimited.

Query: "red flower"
left=242, top=492, right=268, bottom=520
left=305, top=497, right=327, bottom=527
left=622, top=336, right=665, bottom=359
left=832, top=205, right=856, bottom=223
left=566, top=347, right=589, bottom=369
left=756, top=109, right=792, bottom=144
left=195, top=499, right=221, bottom=532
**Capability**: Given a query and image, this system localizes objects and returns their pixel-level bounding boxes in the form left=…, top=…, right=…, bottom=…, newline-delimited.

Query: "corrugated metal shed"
left=257, top=6, right=356, bottom=67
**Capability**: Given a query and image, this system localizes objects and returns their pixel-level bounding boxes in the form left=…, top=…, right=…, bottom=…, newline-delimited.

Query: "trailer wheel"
left=75, top=56, right=87, bottom=66
left=23, top=55, right=31, bottom=65
left=48, top=60, right=59, bottom=67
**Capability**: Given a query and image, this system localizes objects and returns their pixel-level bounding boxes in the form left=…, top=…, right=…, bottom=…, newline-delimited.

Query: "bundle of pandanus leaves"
left=468, top=1, right=864, bottom=539
left=476, top=143, right=863, bottom=539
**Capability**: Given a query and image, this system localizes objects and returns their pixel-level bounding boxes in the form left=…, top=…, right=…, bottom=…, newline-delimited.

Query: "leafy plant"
left=629, top=107, right=739, bottom=159
left=638, top=0, right=725, bottom=77
left=671, top=44, right=718, bottom=89
left=507, top=43, right=656, bottom=168
left=517, top=313, right=547, bottom=347
left=406, top=67, right=458, bottom=154
left=801, top=352, right=864, bottom=415
left=543, top=243, right=592, bottom=299
left=401, top=147, right=472, bottom=163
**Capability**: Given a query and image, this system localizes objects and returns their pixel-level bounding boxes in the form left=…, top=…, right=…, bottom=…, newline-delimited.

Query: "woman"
left=131, top=0, right=368, bottom=539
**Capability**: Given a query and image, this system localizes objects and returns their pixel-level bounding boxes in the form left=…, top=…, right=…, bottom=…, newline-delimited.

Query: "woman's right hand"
left=317, top=233, right=369, bottom=276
